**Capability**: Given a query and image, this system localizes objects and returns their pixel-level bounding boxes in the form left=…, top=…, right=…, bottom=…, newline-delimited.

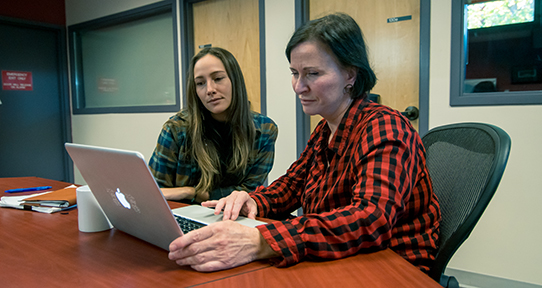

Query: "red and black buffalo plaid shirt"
left=251, top=97, right=441, bottom=273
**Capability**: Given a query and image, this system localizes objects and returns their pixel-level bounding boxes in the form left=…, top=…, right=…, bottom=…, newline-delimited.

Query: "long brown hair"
left=184, top=47, right=255, bottom=198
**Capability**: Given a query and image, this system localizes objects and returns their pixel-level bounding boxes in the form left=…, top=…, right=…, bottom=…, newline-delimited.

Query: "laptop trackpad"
left=172, top=205, right=266, bottom=228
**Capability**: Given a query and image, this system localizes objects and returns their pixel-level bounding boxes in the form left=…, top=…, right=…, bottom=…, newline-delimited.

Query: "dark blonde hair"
left=184, top=47, right=255, bottom=198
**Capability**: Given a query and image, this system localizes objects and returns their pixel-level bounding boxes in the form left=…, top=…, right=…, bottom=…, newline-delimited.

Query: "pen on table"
left=4, top=186, right=53, bottom=193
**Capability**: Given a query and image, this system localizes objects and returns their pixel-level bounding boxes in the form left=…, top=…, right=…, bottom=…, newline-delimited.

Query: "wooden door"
left=192, top=0, right=261, bottom=112
left=309, top=0, right=420, bottom=131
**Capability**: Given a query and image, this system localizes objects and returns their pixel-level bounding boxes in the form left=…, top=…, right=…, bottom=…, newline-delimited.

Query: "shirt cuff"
left=256, top=220, right=305, bottom=267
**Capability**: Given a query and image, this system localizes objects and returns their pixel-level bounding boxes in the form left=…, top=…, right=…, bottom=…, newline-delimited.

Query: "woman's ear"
left=346, top=66, right=357, bottom=86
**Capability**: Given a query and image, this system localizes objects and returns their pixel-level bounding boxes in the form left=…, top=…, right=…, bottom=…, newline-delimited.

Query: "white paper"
left=0, top=185, right=77, bottom=213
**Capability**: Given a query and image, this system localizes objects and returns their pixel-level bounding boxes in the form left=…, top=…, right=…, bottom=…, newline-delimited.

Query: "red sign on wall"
left=2, top=70, right=33, bottom=91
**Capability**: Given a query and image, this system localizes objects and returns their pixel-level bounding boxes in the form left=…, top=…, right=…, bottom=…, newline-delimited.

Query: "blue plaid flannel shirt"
left=149, top=110, right=278, bottom=200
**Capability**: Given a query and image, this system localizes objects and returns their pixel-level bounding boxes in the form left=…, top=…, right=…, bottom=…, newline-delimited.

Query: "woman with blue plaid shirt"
left=149, top=47, right=278, bottom=204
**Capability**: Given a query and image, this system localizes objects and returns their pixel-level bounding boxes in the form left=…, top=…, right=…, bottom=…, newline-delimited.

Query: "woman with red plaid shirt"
left=168, top=13, right=441, bottom=274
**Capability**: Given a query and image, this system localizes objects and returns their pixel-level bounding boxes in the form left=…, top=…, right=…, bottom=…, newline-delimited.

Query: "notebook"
left=65, top=143, right=266, bottom=250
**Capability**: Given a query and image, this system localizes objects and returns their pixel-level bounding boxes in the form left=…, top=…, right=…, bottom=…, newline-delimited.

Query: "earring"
left=343, top=84, right=353, bottom=95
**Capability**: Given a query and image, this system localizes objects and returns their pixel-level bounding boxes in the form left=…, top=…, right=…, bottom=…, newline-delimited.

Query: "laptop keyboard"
left=174, top=214, right=206, bottom=234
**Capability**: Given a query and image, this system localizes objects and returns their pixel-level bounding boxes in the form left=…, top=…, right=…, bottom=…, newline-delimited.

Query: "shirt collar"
left=320, top=97, right=368, bottom=156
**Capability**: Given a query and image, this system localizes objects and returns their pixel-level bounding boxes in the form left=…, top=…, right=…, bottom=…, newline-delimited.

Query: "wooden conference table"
left=0, top=177, right=441, bottom=288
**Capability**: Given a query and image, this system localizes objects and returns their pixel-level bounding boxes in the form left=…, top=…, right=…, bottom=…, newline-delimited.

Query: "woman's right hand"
left=202, top=191, right=258, bottom=221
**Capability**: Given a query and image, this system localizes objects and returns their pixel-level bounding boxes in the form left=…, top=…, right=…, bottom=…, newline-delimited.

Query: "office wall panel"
left=193, top=0, right=261, bottom=112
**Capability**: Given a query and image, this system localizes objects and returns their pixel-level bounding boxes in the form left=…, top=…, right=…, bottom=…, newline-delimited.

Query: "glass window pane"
left=467, top=0, right=534, bottom=29
left=79, top=13, right=176, bottom=108
left=464, top=0, right=541, bottom=94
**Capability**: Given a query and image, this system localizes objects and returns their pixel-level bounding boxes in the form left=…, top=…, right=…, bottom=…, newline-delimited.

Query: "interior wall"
left=264, top=0, right=297, bottom=182
left=0, top=0, right=65, bottom=25
left=65, top=0, right=298, bottom=185
left=430, top=1, right=542, bottom=285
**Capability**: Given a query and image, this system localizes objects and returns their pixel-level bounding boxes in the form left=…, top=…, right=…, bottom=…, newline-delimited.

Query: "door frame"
left=294, top=0, right=431, bottom=157
left=0, top=16, right=73, bottom=182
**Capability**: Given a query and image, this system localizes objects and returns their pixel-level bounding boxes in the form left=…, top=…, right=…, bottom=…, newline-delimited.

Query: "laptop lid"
left=65, top=143, right=265, bottom=250
left=66, top=143, right=183, bottom=250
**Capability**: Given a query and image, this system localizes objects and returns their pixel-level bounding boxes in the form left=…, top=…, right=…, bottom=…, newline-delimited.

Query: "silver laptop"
left=65, top=143, right=266, bottom=250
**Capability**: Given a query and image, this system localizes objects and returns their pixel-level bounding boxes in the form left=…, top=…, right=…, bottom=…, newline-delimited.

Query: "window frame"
left=68, top=0, right=180, bottom=114
left=450, top=0, right=542, bottom=106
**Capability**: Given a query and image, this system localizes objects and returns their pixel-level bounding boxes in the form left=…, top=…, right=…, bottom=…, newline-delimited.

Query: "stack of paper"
left=0, top=185, right=78, bottom=213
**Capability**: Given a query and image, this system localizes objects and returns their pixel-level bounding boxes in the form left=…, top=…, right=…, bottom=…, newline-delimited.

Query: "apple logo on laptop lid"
left=115, top=188, right=131, bottom=209
left=107, top=187, right=141, bottom=213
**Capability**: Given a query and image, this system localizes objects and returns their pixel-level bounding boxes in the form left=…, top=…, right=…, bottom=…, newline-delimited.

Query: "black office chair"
left=422, top=123, right=511, bottom=288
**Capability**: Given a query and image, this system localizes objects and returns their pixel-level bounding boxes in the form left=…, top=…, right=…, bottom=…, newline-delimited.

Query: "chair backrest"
left=422, top=123, right=511, bottom=283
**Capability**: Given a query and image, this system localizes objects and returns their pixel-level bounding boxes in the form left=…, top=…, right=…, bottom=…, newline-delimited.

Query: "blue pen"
left=4, top=186, right=53, bottom=193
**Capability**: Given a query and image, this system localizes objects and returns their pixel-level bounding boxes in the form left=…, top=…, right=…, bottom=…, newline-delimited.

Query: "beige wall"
left=65, top=0, right=299, bottom=186
left=65, top=0, right=541, bottom=285
left=264, top=0, right=297, bottom=181
left=431, top=1, right=542, bottom=285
